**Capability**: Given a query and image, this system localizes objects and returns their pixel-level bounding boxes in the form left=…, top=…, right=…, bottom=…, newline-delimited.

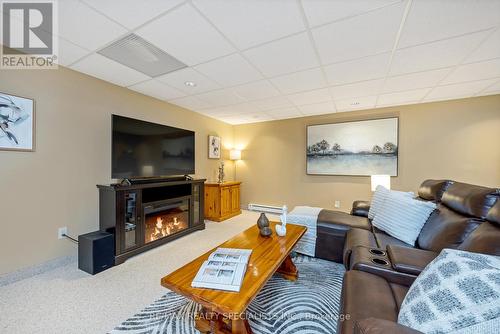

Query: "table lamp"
left=230, top=149, right=242, bottom=181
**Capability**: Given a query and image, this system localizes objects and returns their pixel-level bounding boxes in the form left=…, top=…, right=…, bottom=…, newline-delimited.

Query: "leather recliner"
left=313, top=180, right=500, bottom=334
left=342, top=180, right=500, bottom=265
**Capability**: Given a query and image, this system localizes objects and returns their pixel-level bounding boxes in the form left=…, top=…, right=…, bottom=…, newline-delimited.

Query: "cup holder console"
left=369, top=249, right=386, bottom=256
left=371, top=258, right=389, bottom=266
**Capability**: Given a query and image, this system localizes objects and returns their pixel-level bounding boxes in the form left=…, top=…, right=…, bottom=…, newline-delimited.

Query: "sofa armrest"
left=387, top=245, right=438, bottom=276
left=343, top=229, right=377, bottom=268
left=351, top=200, right=371, bottom=217
left=354, top=318, right=423, bottom=334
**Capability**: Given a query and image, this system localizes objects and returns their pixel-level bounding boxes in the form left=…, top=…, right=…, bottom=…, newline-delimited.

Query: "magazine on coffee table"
left=191, top=248, right=252, bottom=292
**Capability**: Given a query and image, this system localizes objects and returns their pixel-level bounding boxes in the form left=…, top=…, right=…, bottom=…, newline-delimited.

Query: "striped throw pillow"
left=372, top=192, right=437, bottom=245
left=367, top=186, right=414, bottom=220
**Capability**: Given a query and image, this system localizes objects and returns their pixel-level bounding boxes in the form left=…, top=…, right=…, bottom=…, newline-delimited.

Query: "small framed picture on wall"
left=0, top=92, right=35, bottom=152
left=208, top=135, right=221, bottom=159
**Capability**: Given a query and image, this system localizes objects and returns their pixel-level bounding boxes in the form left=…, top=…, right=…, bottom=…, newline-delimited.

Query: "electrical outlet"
left=334, top=200, right=341, bottom=208
left=58, top=227, right=67, bottom=239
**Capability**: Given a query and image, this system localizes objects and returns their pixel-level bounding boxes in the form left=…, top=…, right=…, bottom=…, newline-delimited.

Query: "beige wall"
left=0, top=67, right=234, bottom=275
left=234, top=95, right=500, bottom=212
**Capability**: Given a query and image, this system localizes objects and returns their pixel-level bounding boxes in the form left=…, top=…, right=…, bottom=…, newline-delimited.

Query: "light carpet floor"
left=0, top=211, right=279, bottom=334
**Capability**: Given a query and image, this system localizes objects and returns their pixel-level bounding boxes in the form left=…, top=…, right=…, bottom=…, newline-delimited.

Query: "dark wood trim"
left=97, top=178, right=207, bottom=191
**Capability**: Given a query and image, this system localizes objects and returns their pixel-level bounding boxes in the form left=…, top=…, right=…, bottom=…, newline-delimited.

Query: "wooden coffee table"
left=161, top=222, right=307, bottom=334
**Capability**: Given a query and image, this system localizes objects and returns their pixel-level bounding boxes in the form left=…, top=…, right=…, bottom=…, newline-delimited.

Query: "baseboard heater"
left=248, top=203, right=283, bottom=214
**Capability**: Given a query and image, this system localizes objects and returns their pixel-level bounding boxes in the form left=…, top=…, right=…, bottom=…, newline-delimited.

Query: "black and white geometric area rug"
left=109, top=255, right=345, bottom=334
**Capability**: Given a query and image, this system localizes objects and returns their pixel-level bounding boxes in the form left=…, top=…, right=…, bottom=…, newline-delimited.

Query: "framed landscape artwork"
left=0, top=92, right=35, bottom=152
left=208, top=135, right=221, bottom=159
left=306, top=118, right=398, bottom=176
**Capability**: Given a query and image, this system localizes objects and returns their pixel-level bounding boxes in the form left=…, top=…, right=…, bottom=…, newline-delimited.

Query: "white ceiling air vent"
left=97, top=34, right=187, bottom=77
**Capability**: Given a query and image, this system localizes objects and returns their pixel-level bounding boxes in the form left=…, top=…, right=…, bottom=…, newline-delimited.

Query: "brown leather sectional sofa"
left=314, top=180, right=500, bottom=334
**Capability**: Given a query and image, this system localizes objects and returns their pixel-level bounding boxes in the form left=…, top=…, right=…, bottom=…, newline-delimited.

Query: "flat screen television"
left=112, top=115, right=195, bottom=179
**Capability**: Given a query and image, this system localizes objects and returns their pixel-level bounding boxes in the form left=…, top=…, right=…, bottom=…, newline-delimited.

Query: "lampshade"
left=230, top=149, right=241, bottom=161
left=371, top=175, right=391, bottom=191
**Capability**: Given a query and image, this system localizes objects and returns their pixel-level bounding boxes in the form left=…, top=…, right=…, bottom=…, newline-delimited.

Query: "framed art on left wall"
left=0, top=92, right=35, bottom=152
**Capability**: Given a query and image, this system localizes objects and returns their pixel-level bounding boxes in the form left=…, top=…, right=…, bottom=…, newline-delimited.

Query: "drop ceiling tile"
left=214, top=115, right=246, bottom=125
left=335, top=95, right=377, bottom=112
left=250, top=96, right=294, bottom=111
left=302, top=0, right=401, bottom=27
left=58, top=0, right=127, bottom=50
left=221, top=113, right=273, bottom=125
left=483, top=79, right=500, bottom=94
left=398, top=0, right=500, bottom=48
left=266, top=107, right=302, bottom=119
left=57, top=38, right=90, bottom=66
left=230, top=103, right=261, bottom=115
left=481, top=90, right=500, bottom=97
left=136, top=4, right=234, bottom=66
left=82, top=0, right=184, bottom=30
left=286, top=88, right=332, bottom=106
left=192, top=0, right=305, bottom=50
left=441, top=58, right=500, bottom=85
left=71, top=54, right=150, bottom=87
left=382, top=68, right=452, bottom=93
left=194, top=53, right=263, bottom=87
left=195, top=89, right=247, bottom=107
left=170, top=95, right=214, bottom=110
left=377, top=88, right=431, bottom=106
left=201, top=103, right=259, bottom=117
left=270, top=68, right=327, bottom=94
left=324, top=53, right=390, bottom=85
left=239, top=112, right=275, bottom=122
left=156, top=68, right=220, bottom=94
left=298, top=101, right=336, bottom=116
left=243, top=33, right=319, bottom=77
left=128, top=79, right=186, bottom=100
left=466, top=29, right=500, bottom=63
left=231, top=80, right=280, bottom=101
left=312, top=3, right=405, bottom=64
left=218, top=112, right=274, bottom=124
left=331, top=79, right=384, bottom=100
left=424, top=79, right=499, bottom=101
left=390, top=31, right=489, bottom=75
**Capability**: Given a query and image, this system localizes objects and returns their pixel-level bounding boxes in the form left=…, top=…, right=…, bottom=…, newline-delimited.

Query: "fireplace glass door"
left=124, top=191, right=139, bottom=250
left=143, top=199, right=189, bottom=244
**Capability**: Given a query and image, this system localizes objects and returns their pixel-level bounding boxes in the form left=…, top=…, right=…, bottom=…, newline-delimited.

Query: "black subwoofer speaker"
left=78, top=231, right=114, bottom=275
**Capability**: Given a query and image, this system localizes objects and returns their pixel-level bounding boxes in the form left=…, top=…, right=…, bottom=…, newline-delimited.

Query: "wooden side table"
left=204, top=181, right=242, bottom=222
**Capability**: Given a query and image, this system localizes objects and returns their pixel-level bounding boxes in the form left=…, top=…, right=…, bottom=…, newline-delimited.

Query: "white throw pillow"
left=372, top=192, right=436, bottom=245
left=367, top=186, right=414, bottom=220
left=398, top=249, right=500, bottom=334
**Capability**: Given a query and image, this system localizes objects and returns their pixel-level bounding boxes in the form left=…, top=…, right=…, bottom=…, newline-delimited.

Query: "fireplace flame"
left=147, top=215, right=187, bottom=243
left=156, top=217, right=163, bottom=228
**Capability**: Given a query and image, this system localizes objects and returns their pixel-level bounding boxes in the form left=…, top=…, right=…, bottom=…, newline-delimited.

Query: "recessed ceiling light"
left=184, top=81, right=196, bottom=87
left=350, top=102, right=360, bottom=106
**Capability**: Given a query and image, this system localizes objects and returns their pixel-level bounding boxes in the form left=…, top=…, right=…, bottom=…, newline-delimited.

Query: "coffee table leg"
left=231, top=317, right=252, bottom=334
left=277, top=254, right=298, bottom=281
left=195, top=307, right=252, bottom=334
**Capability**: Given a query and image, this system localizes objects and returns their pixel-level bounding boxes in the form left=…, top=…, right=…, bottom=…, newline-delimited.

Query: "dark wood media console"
left=97, top=179, right=205, bottom=264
